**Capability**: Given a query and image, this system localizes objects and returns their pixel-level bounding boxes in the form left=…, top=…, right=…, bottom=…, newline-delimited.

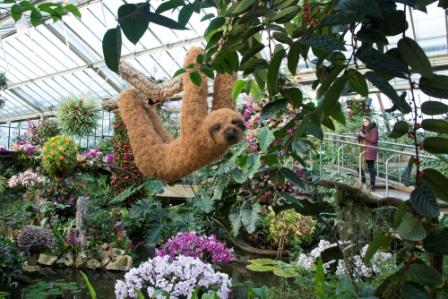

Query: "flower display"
left=114, top=255, right=231, bottom=299
left=7, top=169, right=47, bottom=188
left=41, top=135, right=78, bottom=176
left=156, top=231, right=234, bottom=264
left=297, top=240, right=393, bottom=278
left=57, top=97, right=100, bottom=137
left=11, top=140, right=40, bottom=156
left=103, top=152, right=114, bottom=164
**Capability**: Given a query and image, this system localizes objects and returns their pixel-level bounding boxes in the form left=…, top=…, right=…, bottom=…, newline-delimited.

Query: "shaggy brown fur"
left=119, top=47, right=245, bottom=182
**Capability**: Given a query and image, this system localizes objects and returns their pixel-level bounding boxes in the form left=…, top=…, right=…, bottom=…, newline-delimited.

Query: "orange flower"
left=59, top=155, right=64, bottom=160
left=58, top=146, right=63, bottom=151
left=50, top=150, right=55, bottom=156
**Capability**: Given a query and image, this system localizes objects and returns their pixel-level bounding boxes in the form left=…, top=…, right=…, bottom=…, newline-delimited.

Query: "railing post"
left=359, top=150, right=366, bottom=187
left=337, top=146, right=342, bottom=174
left=385, top=155, right=397, bottom=197
left=398, top=154, right=402, bottom=183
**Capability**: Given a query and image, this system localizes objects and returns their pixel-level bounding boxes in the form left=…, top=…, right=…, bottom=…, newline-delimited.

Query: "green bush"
left=41, top=135, right=78, bottom=176
left=57, top=97, right=100, bottom=137
left=0, top=237, right=24, bottom=285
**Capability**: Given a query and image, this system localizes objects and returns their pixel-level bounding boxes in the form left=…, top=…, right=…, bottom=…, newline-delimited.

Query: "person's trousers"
left=361, top=160, right=376, bottom=187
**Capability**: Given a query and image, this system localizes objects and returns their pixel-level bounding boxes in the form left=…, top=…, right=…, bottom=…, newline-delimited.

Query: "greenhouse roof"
left=0, top=0, right=447, bottom=122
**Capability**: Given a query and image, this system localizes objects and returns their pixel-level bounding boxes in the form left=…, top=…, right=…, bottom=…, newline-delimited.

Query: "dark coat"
left=361, top=127, right=378, bottom=161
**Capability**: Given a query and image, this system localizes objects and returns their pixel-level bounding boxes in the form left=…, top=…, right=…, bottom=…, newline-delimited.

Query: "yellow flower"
left=66, top=153, right=71, bottom=158
left=50, top=150, right=55, bottom=156
left=51, top=143, right=56, bottom=147
left=59, top=155, right=64, bottom=160
left=58, top=146, right=63, bottom=151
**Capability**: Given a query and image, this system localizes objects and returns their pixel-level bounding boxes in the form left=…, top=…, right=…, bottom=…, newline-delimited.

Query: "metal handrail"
left=325, top=132, right=416, bottom=150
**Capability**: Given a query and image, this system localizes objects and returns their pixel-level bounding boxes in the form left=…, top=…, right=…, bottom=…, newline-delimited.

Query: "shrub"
left=268, top=209, right=316, bottom=246
left=0, top=237, right=24, bottom=285
left=57, top=97, right=100, bottom=137
left=115, top=255, right=231, bottom=299
left=41, top=136, right=78, bottom=176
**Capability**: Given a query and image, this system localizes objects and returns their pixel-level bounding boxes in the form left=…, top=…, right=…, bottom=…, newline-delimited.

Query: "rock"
left=22, top=264, right=43, bottom=273
left=37, top=254, right=58, bottom=266
left=99, top=250, right=111, bottom=267
left=56, top=252, right=74, bottom=267
left=111, top=248, right=125, bottom=258
left=74, top=251, right=88, bottom=268
left=106, top=255, right=133, bottom=271
left=86, top=259, right=102, bottom=269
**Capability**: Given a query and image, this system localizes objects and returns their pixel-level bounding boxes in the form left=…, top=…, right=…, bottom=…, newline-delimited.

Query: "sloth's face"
left=205, top=109, right=246, bottom=146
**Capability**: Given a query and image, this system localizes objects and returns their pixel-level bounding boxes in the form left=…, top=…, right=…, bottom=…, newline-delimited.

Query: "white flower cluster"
left=115, top=255, right=231, bottom=299
left=7, top=169, right=47, bottom=188
left=297, top=240, right=393, bottom=278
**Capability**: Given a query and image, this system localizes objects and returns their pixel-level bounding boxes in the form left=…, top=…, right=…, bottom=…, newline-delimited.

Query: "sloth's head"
left=204, top=109, right=246, bottom=146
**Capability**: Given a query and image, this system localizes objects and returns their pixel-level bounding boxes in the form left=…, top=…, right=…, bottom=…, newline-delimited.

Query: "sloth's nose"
left=224, top=128, right=240, bottom=144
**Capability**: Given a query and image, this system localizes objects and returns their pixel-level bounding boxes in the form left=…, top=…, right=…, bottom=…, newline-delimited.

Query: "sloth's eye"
left=232, top=119, right=246, bottom=130
left=210, top=123, right=221, bottom=131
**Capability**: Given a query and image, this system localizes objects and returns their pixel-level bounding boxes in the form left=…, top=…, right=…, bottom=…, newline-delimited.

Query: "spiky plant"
left=57, top=97, right=100, bottom=137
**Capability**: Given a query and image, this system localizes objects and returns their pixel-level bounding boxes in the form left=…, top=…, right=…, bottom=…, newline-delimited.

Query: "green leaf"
left=423, top=137, right=448, bottom=154
left=365, top=72, right=412, bottom=114
left=357, top=46, right=409, bottom=79
left=102, top=26, right=122, bottom=73
left=281, top=87, right=302, bottom=107
left=178, top=4, right=194, bottom=26
left=314, top=259, right=325, bottom=298
left=322, top=76, right=347, bottom=116
left=407, top=263, right=444, bottom=288
left=228, top=0, right=256, bottom=15
left=189, top=71, right=202, bottom=87
left=389, top=121, right=409, bottom=138
left=64, top=4, right=81, bottom=18
left=397, top=213, right=427, bottom=241
left=330, top=102, right=346, bottom=125
left=155, top=0, right=184, bottom=14
left=248, top=286, right=270, bottom=299
left=422, top=119, right=448, bottom=134
left=319, top=12, right=362, bottom=26
left=398, top=37, right=433, bottom=79
left=420, top=75, right=448, bottom=99
left=267, top=47, right=285, bottom=96
left=301, top=35, right=346, bottom=52
left=347, top=69, right=368, bottom=96
left=241, top=202, right=262, bottom=234
left=241, top=42, right=265, bottom=65
left=400, top=282, right=431, bottom=299
left=205, top=17, right=225, bottom=40
left=381, top=10, right=408, bottom=36
left=257, top=127, right=275, bottom=152
left=229, top=203, right=242, bottom=237
left=147, top=12, right=187, bottom=30
left=200, top=66, right=214, bottom=79
left=201, top=13, right=215, bottom=22
left=421, top=101, right=448, bottom=115
left=410, top=182, right=439, bottom=218
left=288, top=42, right=300, bottom=75
left=270, top=6, right=300, bottom=23
left=30, top=9, right=42, bottom=27
left=231, top=80, right=246, bottom=102
left=280, top=167, right=305, bottom=189
left=422, top=168, right=448, bottom=201
left=79, top=271, right=96, bottom=299
left=118, top=3, right=150, bottom=44
left=364, top=232, right=391, bottom=265
left=261, top=98, right=287, bottom=120
left=11, top=4, right=22, bottom=22
left=316, top=65, right=345, bottom=98
left=423, top=231, right=448, bottom=254
left=173, top=68, right=186, bottom=77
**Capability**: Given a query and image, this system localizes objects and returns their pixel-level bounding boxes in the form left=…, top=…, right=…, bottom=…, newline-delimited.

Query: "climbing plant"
left=97, top=0, right=448, bottom=297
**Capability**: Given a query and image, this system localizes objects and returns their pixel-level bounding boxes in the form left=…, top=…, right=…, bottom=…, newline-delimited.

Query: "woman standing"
left=357, top=117, right=379, bottom=191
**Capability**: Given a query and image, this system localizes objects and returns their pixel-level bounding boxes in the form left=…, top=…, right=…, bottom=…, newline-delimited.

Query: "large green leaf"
left=400, top=282, right=431, bottom=299
left=422, top=119, right=448, bottom=134
left=322, top=76, right=347, bottom=116
left=316, top=65, right=345, bottom=98
left=397, top=213, right=427, bottom=241
left=380, top=10, right=408, bottom=36
left=102, top=26, right=122, bottom=73
left=287, top=42, right=300, bottom=75
left=281, top=87, right=302, bottom=107
left=178, top=4, right=194, bottom=26
left=365, top=72, right=411, bottom=114
left=423, top=231, right=448, bottom=254
left=420, top=75, right=448, bottom=99
left=389, top=120, right=409, bottom=138
left=189, top=71, right=201, bottom=87
left=410, top=182, right=439, bottom=218
left=421, top=101, right=448, bottom=115
left=364, top=232, right=391, bottom=265
left=398, top=37, right=433, bottom=79
left=155, top=0, right=184, bottom=14
left=270, top=6, right=301, bottom=23
left=407, top=263, right=444, bottom=288
left=118, top=3, right=150, bottom=44
left=267, top=47, right=285, bottom=96
left=423, top=137, right=448, bottom=154
left=228, top=0, right=256, bottom=15
left=241, top=42, right=265, bottom=65
left=357, top=46, right=409, bottom=79
left=257, top=127, right=275, bottom=152
left=229, top=203, right=242, bottom=237
left=241, top=202, right=262, bottom=234
left=231, top=80, right=246, bottom=101
left=280, top=167, right=305, bottom=189
left=30, top=9, right=42, bottom=27
left=422, top=168, right=448, bottom=201
left=301, top=35, right=346, bottom=52
left=347, top=69, right=368, bottom=96
left=261, top=98, right=287, bottom=120
left=147, top=12, right=187, bottom=30
left=330, top=102, right=346, bottom=125
left=319, top=12, right=362, bottom=26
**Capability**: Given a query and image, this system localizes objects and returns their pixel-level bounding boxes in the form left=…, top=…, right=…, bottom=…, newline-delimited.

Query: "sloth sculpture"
left=118, top=47, right=246, bottom=182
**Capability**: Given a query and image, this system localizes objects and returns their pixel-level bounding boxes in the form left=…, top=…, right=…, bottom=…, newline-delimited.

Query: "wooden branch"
left=102, top=61, right=183, bottom=112
left=318, top=179, right=405, bottom=208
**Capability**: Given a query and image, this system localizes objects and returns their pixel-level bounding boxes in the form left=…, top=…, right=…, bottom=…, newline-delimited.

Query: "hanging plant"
left=35, top=117, right=60, bottom=145
left=57, top=97, right=100, bottom=137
